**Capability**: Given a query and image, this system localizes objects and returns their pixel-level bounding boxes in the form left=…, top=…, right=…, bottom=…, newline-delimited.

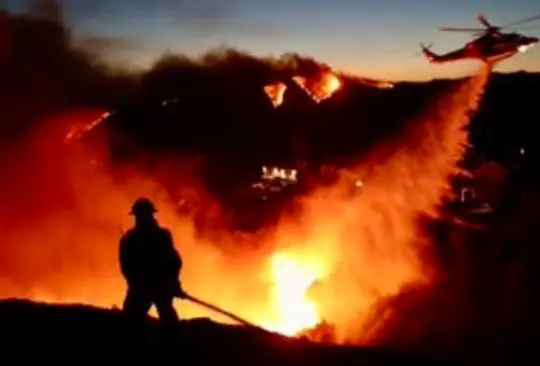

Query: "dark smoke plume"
left=0, top=6, right=135, bottom=142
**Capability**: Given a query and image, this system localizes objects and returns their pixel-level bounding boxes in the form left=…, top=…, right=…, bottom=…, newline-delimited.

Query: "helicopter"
left=421, top=13, right=540, bottom=64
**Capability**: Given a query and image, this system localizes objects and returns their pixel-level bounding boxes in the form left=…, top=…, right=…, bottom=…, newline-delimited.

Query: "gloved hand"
left=177, top=287, right=188, bottom=299
left=173, top=281, right=188, bottom=299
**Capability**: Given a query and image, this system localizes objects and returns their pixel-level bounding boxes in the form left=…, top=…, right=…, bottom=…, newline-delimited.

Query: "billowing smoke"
left=0, top=7, right=133, bottom=142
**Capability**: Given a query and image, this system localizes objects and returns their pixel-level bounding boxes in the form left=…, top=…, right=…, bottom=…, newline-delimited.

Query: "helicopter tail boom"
left=420, top=44, right=440, bottom=63
left=420, top=43, right=478, bottom=64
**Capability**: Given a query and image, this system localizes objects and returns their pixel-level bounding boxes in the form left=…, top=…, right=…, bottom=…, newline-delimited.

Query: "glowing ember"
left=264, top=82, right=287, bottom=107
left=63, top=111, right=111, bottom=143
left=292, top=71, right=342, bottom=103
left=376, top=80, right=394, bottom=89
left=262, top=253, right=322, bottom=336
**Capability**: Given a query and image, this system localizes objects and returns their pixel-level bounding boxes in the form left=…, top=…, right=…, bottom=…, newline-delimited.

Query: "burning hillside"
left=0, top=70, right=492, bottom=347
left=0, top=5, right=501, bottom=354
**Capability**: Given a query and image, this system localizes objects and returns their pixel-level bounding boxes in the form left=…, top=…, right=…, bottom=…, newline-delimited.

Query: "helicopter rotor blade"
left=511, top=24, right=540, bottom=31
left=438, top=27, right=486, bottom=32
left=499, top=13, right=540, bottom=28
left=476, top=13, right=493, bottom=28
left=437, top=13, right=540, bottom=35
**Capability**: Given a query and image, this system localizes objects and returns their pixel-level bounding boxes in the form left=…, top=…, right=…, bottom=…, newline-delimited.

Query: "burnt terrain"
left=0, top=298, right=455, bottom=365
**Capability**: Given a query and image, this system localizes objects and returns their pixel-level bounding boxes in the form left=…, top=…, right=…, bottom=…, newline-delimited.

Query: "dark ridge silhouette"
left=470, top=71, right=540, bottom=165
left=0, top=298, right=457, bottom=365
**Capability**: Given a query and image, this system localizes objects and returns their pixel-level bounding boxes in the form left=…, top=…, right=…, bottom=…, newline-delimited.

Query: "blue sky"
left=4, top=0, right=540, bottom=80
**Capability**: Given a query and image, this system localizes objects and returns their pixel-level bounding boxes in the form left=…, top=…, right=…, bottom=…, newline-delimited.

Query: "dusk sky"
left=5, top=0, right=540, bottom=80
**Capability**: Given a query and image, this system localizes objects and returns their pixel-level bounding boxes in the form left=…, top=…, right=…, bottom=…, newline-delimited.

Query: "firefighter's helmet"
left=130, top=197, right=157, bottom=216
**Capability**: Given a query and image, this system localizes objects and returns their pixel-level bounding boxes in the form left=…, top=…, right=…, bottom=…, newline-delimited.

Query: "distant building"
left=239, top=165, right=300, bottom=201
left=470, top=161, right=509, bottom=204
left=452, top=160, right=509, bottom=217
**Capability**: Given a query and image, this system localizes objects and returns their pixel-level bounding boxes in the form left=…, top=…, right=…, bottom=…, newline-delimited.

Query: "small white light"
left=518, top=44, right=533, bottom=53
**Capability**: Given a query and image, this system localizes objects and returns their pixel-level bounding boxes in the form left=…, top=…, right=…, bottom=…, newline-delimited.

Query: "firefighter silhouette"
left=119, top=197, right=186, bottom=331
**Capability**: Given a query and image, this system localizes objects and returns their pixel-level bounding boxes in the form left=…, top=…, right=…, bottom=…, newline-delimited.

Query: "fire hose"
left=180, top=292, right=266, bottom=331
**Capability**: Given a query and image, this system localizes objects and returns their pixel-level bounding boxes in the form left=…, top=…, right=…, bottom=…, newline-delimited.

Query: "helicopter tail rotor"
left=416, top=43, right=432, bottom=57
left=418, top=43, right=440, bottom=63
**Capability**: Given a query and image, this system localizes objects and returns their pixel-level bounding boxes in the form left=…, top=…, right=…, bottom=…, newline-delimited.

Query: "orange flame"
left=263, top=71, right=343, bottom=107
left=292, top=72, right=342, bottom=103
left=261, top=252, right=322, bottom=335
left=375, top=80, right=394, bottom=89
left=264, top=82, right=287, bottom=107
